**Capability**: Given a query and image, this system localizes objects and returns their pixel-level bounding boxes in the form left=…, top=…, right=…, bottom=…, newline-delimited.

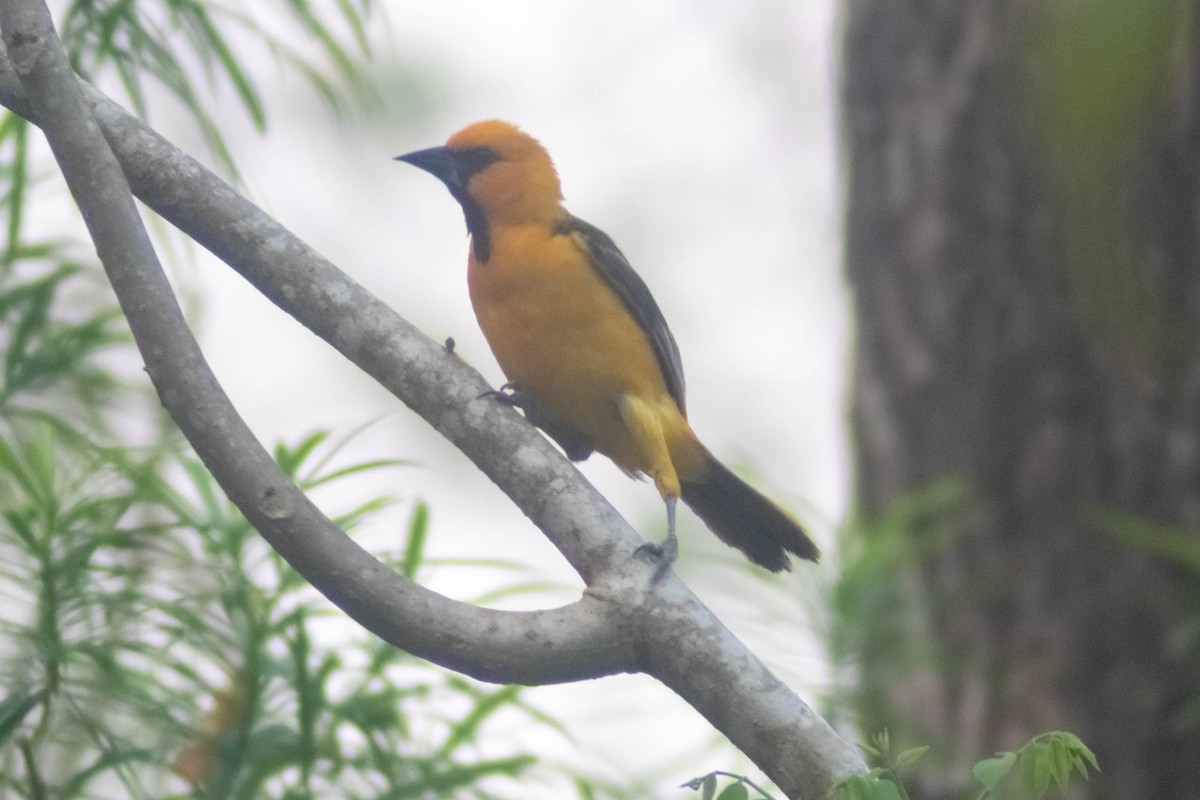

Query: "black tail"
left=680, top=452, right=819, bottom=572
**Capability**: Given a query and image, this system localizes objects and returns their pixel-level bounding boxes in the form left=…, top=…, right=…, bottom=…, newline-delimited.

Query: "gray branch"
left=0, top=5, right=865, bottom=795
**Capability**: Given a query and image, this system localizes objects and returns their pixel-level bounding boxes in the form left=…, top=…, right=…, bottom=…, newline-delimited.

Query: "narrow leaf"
left=0, top=690, right=44, bottom=743
left=895, top=745, right=929, bottom=769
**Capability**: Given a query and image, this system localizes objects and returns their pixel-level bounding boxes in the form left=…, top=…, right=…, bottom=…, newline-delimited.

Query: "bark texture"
left=841, top=1, right=1200, bottom=797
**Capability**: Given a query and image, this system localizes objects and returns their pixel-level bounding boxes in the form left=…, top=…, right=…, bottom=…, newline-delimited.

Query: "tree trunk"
left=840, top=1, right=1200, bottom=797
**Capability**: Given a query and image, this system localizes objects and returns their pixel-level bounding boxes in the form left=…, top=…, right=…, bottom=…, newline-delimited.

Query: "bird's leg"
left=635, top=497, right=678, bottom=580
left=479, top=381, right=522, bottom=405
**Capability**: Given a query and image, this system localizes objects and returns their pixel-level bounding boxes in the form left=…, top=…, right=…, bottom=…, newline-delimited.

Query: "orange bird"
left=395, top=120, right=818, bottom=572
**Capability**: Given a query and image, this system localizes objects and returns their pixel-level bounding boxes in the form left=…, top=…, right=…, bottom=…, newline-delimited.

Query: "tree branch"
left=0, top=0, right=627, bottom=688
left=0, top=11, right=865, bottom=795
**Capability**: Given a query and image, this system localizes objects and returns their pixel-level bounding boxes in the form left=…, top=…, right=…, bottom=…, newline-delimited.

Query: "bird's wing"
left=554, top=215, right=687, bottom=414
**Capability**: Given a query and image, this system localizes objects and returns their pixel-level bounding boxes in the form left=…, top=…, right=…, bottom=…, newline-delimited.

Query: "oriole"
left=395, top=120, right=818, bottom=572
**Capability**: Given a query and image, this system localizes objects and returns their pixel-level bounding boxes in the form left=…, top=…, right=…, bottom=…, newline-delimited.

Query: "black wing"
left=553, top=216, right=687, bottom=414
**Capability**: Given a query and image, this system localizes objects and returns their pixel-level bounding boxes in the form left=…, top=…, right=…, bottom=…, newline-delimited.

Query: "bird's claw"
left=634, top=532, right=677, bottom=582
left=634, top=541, right=663, bottom=558
left=478, top=382, right=522, bottom=405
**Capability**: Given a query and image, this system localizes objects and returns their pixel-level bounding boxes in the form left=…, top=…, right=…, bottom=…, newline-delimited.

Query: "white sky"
left=118, top=2, right=849, bottom=796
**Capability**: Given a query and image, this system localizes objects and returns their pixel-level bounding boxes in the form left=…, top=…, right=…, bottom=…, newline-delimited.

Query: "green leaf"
left=1094, top=509, right=1200, bottom=576
left=0, top=690, right=44, bottom=743
left=401, top=501, right=429, bottom=578
left=873, top=780, right=904, bottom=800
left=1019, top=732, right=1097, bottom=795
left=972, top=752, right=1016, bottom=792
left=1051, top=737, right=1075, bottom=790
left=59, top=746, right=156, bottom=796
left=872, top=729, right=891, bottom=756
left=829, top=775, right=904, bottom=800
left=2, top=115, right=28, bottom=264
left=337, top=689, right=401, bottom=731
left=329, top=495, right=396, bottom=529
left=336, top=0, right=371, bottom=53
left=437, top=682, right=523, bottom=757
left=1020, top=741, right=1053, bottom=798
left=179, top=455, right=226, bottom=526
left=306, top=458, right=408, bottom=489
left=1074, top=734, right=1100, bottom=773
left=717, top=782, right=750, bottom=800
left=187, top=7, right=267, bottom=129
left=859, top=742, right=885, bottom=760
left=383, top=755, right=537, bottom=796
left=894, top=745, right=929, bottom=769
left=275, top=430, right=329, bottom=477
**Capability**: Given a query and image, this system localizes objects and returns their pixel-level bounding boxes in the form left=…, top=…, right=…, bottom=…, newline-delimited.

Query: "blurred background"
left=2, top=1, right=1198, bottom=799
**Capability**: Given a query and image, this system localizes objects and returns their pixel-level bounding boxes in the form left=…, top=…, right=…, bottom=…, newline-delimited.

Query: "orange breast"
left=467, top=224, right=676, bottom=474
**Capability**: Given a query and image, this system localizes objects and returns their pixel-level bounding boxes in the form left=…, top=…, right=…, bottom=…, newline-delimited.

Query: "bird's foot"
left=634, top=498, right=678, bottom=582
left=478, top=382, right=522, bottom=406
left=634, top=531, right=677, bottom=582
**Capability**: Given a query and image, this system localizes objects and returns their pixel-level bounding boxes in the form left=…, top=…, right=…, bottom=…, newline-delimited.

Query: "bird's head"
left=395, top=120, right=563, bottom=229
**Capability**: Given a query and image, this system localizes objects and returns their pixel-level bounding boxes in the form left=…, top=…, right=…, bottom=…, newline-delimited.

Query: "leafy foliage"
left=682, top=770, right=775, bottom=800
left=0, top=3, right=627, bottom=797
left=58, top=0, right=379, bottom=174
left=0, top=247, right=605, bottom=796
left=0, top=417, right=587, bottom=798
left=828, top=730, right=1097, bottom=800
left=972, top=732, right=1098, bottom=799
left=828, top=478, right=983, bottom=742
